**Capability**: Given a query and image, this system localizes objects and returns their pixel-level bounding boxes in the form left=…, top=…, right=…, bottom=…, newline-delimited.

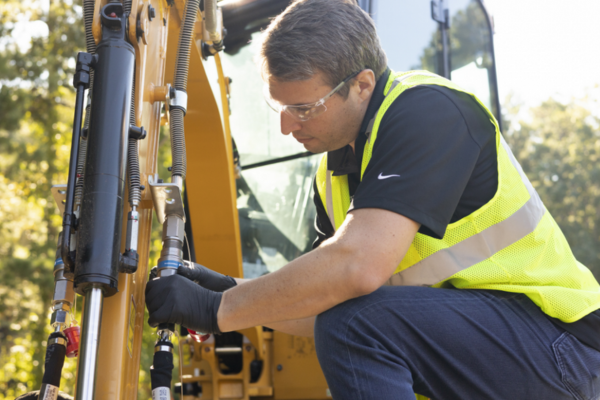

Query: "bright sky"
left=5, top=0, right=600, bottom=109
left=486, top=0, right=600, bottom=107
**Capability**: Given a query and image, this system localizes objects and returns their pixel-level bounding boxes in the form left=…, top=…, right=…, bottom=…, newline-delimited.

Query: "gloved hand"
left=145, top=274, right=222, bottom=334
left=177, top=260, right=237, bottom=292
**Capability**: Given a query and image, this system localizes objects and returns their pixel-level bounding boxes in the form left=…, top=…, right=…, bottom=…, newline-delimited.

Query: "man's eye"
left=297, top=106, right=314, bottom=114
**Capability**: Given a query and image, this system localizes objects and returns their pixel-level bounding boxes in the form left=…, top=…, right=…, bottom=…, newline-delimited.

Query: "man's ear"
left=355, top=69, right=376, bottom=102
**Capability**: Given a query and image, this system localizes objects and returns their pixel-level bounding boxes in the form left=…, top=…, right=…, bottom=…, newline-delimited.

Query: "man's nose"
left=280, top=111, right=301, bottom=135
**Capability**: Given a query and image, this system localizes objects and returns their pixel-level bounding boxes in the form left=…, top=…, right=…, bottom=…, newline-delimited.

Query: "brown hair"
left=259, top=0, right=387, bottom=97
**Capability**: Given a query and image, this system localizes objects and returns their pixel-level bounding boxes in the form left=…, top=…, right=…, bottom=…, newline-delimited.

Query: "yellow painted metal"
left=271, top=332, right=330, bottom=399
left=83, top=1, right=331, bottom=399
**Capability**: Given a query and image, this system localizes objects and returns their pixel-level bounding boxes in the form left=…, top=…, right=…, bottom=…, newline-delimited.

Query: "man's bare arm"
left=217, top=208, right=420, bottom=332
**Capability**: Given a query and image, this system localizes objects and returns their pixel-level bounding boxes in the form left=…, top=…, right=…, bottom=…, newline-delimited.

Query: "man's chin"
left=303, top=142, right=326, bottom=154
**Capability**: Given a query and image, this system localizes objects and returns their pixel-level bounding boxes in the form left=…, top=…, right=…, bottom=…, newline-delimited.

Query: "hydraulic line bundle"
left=150, top=0, right=223, bottom=397
left=34, top=0, right=224, bottom=398
left=38, top=0, right=146, bottom=397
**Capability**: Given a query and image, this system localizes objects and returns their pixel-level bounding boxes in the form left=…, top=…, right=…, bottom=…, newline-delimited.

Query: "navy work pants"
left=314, top=286, right=600, bottom=400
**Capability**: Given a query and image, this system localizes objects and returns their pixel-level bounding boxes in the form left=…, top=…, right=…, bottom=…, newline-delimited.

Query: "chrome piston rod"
left=75, top=287, right=104, bottom=399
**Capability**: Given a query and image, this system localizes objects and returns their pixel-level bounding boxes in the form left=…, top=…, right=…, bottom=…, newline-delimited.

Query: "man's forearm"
left=217, top=238, right=366, bottom=332
left=217, top=209, right=418, bottom=333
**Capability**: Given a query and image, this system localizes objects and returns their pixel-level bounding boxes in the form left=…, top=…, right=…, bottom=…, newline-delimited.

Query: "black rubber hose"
left=41, top=332, right=67, bottom=388
left=127, top=77, right=141, bottom=208
left=75, top=0, right=97, bottom=207
left=150, top=340, right=174, bottom=391
left=61, top=82, right=85, bottom=271
left=170, top=0, right=200, bottom=180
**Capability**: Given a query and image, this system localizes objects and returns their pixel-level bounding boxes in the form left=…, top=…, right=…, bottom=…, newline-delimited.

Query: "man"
left=145, top=0, right=600, bottom=398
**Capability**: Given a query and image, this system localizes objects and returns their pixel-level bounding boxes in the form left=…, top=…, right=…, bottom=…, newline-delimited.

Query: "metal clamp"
left=169, top=89, right=188, bottom=114
left=51, top=184, right=68, bottom=215
left=154, top=345, right=174, bottom=353
left=148, top=175, right=186, bottom=224
left=49, top=336, right=68, bottom=347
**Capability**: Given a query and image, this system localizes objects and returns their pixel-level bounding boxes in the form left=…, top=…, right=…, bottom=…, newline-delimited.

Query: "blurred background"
left=0, top=0, right=599, bottom=398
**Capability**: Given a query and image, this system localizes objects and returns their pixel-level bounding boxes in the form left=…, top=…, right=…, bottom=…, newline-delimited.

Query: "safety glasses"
left=264, top=70, right=362, bottom=122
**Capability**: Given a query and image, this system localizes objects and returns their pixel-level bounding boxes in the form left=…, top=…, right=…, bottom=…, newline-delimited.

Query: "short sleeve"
left=350, top=86, right=482, bottom=239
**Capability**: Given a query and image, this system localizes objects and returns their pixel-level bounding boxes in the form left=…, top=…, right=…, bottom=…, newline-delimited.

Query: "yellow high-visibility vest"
left=316, top=70, right=600, bottom=323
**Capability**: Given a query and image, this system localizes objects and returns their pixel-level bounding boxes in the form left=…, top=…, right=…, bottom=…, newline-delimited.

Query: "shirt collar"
left=327, top=68, right=391, bottom=176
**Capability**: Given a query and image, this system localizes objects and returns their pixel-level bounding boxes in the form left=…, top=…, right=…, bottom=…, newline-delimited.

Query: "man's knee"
left=314, top=303, right=345, bottom=343
left=314, top=292, right=381, bottom=347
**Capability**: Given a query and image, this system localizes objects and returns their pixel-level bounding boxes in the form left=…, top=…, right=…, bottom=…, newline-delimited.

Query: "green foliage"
left=0, top=0, right=84, bottom=397
left=418, top=0, right=492, bottom=74
left=0, top=0, right=179, bottom=396
left=506, top=97, right=600, bottom=279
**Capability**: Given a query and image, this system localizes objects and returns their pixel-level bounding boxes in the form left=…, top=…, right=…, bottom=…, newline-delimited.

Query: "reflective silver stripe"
left=325, top=170, right=337, bottom=231
left=392, top=136, right=546, bottom=286
left=365, top=117, right=376, bottom=141
left=396, top=71, right=439, bottom=84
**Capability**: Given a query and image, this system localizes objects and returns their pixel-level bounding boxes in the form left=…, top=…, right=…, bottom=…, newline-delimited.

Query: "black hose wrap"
left=127, top=78, right=141, bottom=208
left=41, top=332, right=67, bottom=387
left=122, top=0, right=142, bottom=208
left=170, top=0, right=200, bottom=180
left=150, top=340, right=174, bottom=390
left=74, top=0, right=97, bottom=208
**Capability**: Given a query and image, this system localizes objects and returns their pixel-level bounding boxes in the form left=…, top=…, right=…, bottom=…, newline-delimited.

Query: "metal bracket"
left=148, top=174, right=186, bottom=224
left=431, top=0, right=450, bottom=29
left=52, top=184, right=68, bottom=215
left=168, top=89, right=188, bottom=113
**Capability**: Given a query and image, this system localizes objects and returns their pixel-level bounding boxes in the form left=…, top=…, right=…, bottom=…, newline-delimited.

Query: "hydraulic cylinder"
left=74, top=3, right=135, bottom=297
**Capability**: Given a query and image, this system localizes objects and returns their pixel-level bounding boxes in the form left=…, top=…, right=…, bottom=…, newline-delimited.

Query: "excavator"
left=20, top=0, right=502, bottom=399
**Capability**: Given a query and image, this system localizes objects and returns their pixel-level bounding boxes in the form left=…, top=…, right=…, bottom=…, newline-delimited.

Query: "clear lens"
left=284, top=103, right=327, bottom=121
left=263, top=70, right=360, bottom=122
left=264, top=87, right=327, bottom=122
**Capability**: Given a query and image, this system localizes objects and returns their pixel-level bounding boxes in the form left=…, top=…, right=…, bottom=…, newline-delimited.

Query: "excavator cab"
left=181, top=0, right=502, bottom=399
left=206, top=0, right=501, bottom=283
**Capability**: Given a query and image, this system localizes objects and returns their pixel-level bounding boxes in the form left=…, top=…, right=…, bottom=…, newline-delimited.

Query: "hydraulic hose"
left=127, top=78, right=141, bottom=208
left=204, top=0, right=220, bottom=42
left=39, top=332, right=68, bottom=399
left=151, top=338, right=174, bottom=399
left=74, top=0, right=97, bottom=208
left=170, top=0, right=201, bottom=182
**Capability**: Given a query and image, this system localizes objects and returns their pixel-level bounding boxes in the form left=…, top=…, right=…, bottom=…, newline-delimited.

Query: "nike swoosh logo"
left=378, top=173, right=401, bottom=180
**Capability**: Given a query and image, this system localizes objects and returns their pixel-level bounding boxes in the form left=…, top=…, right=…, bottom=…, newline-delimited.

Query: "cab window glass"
left=373, top=1, right=440, bottom=74
left=205, top=32, right=320, bottom=278
left=448, top=0, right=499, bottom=118
left=218, top=33, right=308, bottom=167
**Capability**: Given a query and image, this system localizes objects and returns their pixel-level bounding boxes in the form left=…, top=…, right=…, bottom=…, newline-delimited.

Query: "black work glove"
left=145, top=274, right=222, bottom=334
left=177, top=260, right=237, bottom=292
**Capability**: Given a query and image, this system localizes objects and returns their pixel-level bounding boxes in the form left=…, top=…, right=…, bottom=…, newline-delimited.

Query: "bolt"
left=148, top=4, right=156, bottom=21
left=245, top=345, right=252, bottom=352
left=204, top=346, right=211, bottom=353
left=276, top=364, right=283, bottom=371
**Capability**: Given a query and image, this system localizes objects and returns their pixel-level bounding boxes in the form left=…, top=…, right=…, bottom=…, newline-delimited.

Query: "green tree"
left=1, top=0, right=176, bottom=395
left=506, top=96, right=600, bottom=280
left=0, top=0, right=85, bottom=397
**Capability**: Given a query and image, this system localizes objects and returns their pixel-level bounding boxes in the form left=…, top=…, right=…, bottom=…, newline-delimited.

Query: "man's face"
left=267, top=71, right=373, bottom=154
